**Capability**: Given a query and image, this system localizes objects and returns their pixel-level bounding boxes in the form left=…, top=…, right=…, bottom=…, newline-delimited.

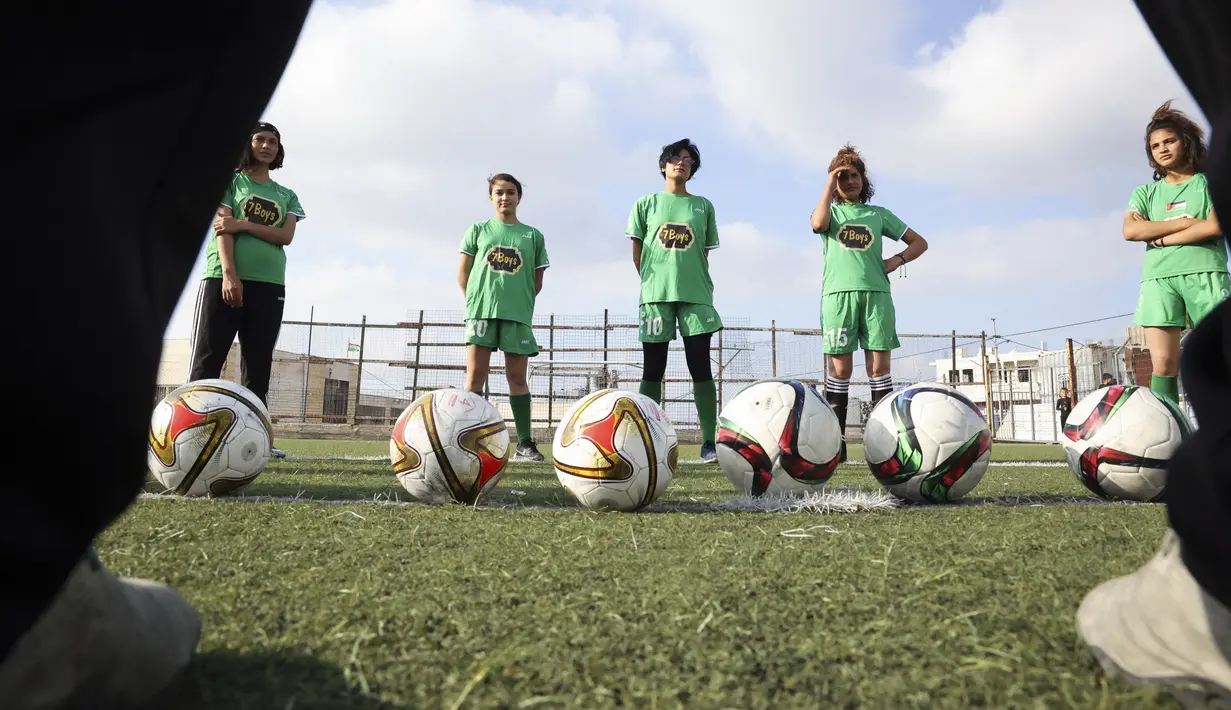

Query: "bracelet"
left=898, top=254, right=907, bottom=267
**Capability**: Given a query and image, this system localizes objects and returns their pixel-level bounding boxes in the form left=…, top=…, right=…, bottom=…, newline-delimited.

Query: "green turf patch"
left=115, top=440, right=1180, bottom=709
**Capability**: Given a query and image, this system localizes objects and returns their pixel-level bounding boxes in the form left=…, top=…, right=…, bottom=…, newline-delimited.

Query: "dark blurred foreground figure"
left=0, top=3, right=311, bottom=707
left=1076, top=2, right=1231, bottom=707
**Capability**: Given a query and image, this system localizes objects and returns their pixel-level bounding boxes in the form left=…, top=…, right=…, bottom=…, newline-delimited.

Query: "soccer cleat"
left=699, top=440, right=718, bottom=463
left=270, top=447, right=287, bottom=460
left=1077, top=530, right=1231, bottom=709
left=513, top=441, right=545, bottom=462
left=0, top=550, right=201, bottom=710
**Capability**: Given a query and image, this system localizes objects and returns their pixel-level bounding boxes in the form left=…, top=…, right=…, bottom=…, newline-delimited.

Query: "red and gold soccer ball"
left=552, top=389, right=678, bottom=512
left=390, top=388, right=511, bottom=505
left=147, top=378, right=273, bottom=497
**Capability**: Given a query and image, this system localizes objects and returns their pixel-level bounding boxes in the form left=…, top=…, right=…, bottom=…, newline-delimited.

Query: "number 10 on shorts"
left=824, top=327, right=849, bottom=349
left=641, top=313, right=664, bottom=337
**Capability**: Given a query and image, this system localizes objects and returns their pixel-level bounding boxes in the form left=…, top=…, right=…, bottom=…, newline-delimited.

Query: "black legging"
left=643, top=334, right=713, bottom=383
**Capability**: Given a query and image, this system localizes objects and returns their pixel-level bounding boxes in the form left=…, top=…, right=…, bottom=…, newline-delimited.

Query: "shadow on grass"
left=178, top=648, right=407, bottom=710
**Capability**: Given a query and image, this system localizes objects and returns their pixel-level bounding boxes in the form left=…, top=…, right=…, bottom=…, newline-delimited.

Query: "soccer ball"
left=552, top=389, right=678, bottom=512
left=1061, top=385, right=1192, bottom=502
left=147, top=379, right=273, bottom=497
left=715, top=379, right=843, bottom=496
left=863, top=383, right=992, bottom=504
left=390, top=388, right=511, bottom=505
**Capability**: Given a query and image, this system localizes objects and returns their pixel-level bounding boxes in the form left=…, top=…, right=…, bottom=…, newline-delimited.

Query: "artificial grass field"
left=103, top=440, right=1182, bottom=709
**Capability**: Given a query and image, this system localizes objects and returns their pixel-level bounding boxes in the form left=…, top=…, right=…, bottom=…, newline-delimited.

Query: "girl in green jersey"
left=1123, top=101, right=1228, bottom=406
left=628, top=139, right=723, bottom=463
left=458, top=173, right=550, bottom=461
left=191, top=122, right=306, bottom=460
left=810, top=145, right=929, bottom=461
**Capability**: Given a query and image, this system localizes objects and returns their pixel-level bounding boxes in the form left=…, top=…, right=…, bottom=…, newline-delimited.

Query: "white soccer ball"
left=552, top=389, right=677, bottom=512
left=715, top=379, right=843, bottom=496
left=863, top=383, right=992, bottom=503
left=147, top=378, right=273, bottom=497
left=390, top=388, right=511, bottom=505
left=1060, top=384, right=1192, bottom=502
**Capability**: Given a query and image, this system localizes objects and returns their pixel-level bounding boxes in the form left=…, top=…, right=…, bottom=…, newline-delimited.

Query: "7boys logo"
left=656, top=223, right=695, bottom=251
left=836, top=224, right=874, bottom=251
left=486, top=245, right=523, bottom=275
left=241, top=195, right=282, bottom=226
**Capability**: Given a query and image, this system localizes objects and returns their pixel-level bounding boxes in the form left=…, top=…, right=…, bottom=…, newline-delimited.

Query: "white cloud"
left=632, top=0, right=1199, bottom=197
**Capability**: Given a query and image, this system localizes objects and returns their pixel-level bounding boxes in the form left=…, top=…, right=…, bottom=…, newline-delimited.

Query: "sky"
left=163, top=0, right=1206, bottom=351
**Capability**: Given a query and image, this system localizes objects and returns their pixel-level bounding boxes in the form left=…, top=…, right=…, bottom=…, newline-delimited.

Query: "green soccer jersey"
left=815, top=201, right=908, bottom=294
left=1128, top=173, right=1228, bottom=281
left=626, top=192, right=719, bottom=305
left=204, top=172, right=305, bottom=285
left=460, top=219, right=550, bottom=326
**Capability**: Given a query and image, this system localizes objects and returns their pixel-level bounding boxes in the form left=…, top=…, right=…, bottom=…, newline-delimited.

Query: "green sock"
left=510, top=393, right=533, bottom=445
left=639, top=380, right=662, bottom=404
left=694, top=380, right=718, bottom=444
left=1151, top=375, right=1180, bottom=405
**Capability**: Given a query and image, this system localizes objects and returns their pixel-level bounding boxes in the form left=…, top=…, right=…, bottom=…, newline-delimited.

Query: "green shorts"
left=464, top=318, right=539, bottom=356
left=638, top=302, right=722, bottom=343
left=821, top=290, right=900, bottom=355
left=1134, top=272, right=1231, bottom=329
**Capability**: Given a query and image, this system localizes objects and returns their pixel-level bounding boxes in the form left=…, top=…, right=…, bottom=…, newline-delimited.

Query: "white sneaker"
left=0, top=550, right=201, bottom=709
left=1077, top=530, right=1231, bottom=709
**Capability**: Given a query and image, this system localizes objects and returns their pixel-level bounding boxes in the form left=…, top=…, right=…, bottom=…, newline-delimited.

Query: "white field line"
left=138, top=488, right=1131, bottom=511
left=285, top=455, right=1067, bottom=468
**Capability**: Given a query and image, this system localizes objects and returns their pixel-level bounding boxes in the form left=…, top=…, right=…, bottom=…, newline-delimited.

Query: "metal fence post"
left=771, top=320, right=777, bottom=377
left=716, top=327, right=725, bottom=407
left=303, top=305, right=314, bottom=422
left=951, top=329, right=957, bottom=385
left=410, top=310, right=424, bottom=399
left=548, top=313, right=555, bottom=430
left=1027, top=368, right=1035, bottom=441
left=981, top=331, right=992, bottom=429
left=1066, top=338, right=1078, bottom=403
left=352, top=315, right=366, bottom=425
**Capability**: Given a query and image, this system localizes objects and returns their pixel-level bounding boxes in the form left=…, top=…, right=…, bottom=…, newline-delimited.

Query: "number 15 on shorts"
left=824, top=328, right=849, bottom=350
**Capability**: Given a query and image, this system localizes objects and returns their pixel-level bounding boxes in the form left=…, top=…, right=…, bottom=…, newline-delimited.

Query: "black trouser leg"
left=188, top=278, right=242, bottom=381
left=1164, top=300, right=1231, bottom=607
left=1134, top=0, right=1231, bottom=607
left=236, top=281, right=286, bottom=405
left=0, top=1, right=311, bottom=665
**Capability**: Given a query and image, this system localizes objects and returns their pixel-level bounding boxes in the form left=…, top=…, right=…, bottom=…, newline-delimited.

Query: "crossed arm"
left=1123, top=207, right=1221, bottom=247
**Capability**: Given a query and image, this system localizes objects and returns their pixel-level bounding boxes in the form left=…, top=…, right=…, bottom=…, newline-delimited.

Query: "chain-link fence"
left=156, top=310, right=1183, bottom=442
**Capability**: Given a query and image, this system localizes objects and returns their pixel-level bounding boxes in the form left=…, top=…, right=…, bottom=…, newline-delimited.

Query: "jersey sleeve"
left=535, top=231, right=550, bottom=270
left=218, top=174, right=239, bottom=212
left=879, top=207, right=908, bottom=241
left=1127, top=184, right=1149, bottom=217
left=460, top=223, right=479, bottom=256
left=704, top=198, right=719, bottom=250
left=813, top=203, right=838, bottom=237
left=626, top=197, right=648, bottom=241
left=286, top=189, right=306, bottom=222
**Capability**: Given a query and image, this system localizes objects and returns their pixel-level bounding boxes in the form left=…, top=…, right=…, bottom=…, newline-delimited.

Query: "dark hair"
left=1102, top=373, right=1113, bottom=380
left=1145, top=100, right=1206, bottom=180
left=658, top=138, right=701, bottom=178
left=239, top=122, right=285, bottom=171
left=487, top=173, right=522, bottom=197
left=827, top=143, right=874, bottom=203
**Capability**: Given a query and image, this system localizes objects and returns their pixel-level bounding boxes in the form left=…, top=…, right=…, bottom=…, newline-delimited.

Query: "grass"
left=100, top=440, right=1183, bottom=709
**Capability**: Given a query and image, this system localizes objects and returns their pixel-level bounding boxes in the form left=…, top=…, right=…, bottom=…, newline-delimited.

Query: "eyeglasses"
left=665, top=156, right=695, bottom=165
